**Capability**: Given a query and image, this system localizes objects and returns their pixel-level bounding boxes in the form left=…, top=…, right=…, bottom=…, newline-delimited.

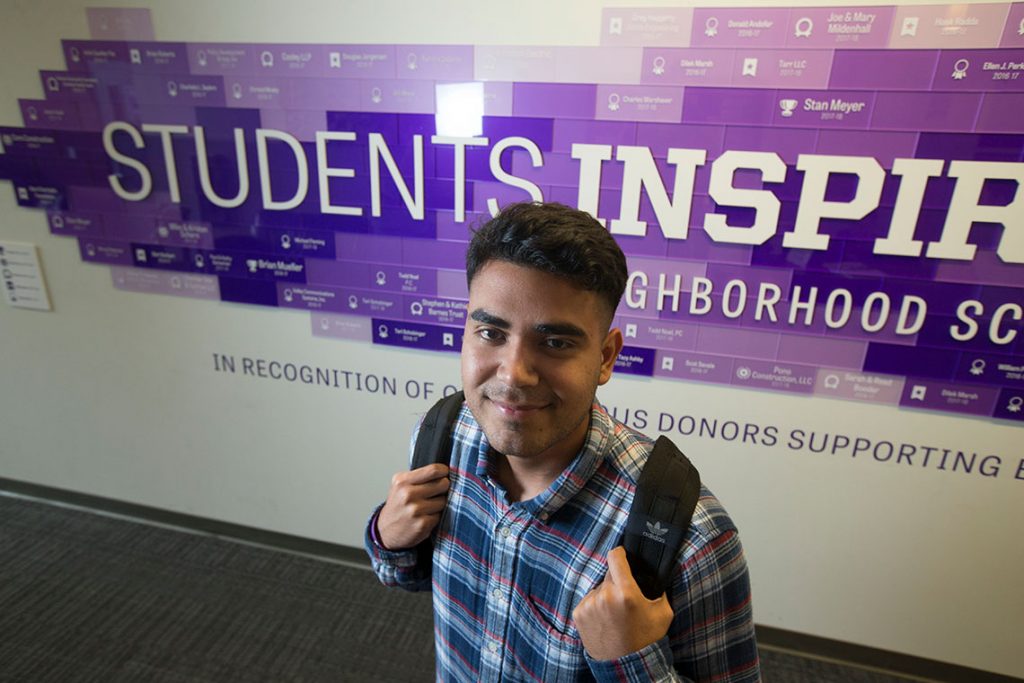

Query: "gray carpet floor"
left=0, top=494, right=921, bottom=682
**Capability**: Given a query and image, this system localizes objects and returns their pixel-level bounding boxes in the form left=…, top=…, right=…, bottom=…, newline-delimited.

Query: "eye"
left=544, top=337, right=574, bottom=351
left=477, top=327, right=505, bottom=343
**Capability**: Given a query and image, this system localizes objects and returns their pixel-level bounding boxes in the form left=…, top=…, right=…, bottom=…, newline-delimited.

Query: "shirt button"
left=500, top=526, right=511, bottom=538
left=488, top=641, right=499, bottom=653
left=491, top=587, right=503, bottom=600
left=539, top=512, right=549, bottom=521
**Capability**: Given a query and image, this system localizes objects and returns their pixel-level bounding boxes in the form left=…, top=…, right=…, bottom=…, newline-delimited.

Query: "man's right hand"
left=376, top=464, right=451, bottom=550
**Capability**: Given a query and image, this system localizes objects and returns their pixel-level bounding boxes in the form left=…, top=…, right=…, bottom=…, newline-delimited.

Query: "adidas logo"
left=642, top=521, right=669, bottom=543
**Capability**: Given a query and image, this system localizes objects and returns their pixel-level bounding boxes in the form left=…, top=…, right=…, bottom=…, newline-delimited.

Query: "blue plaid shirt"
left=366, top=401, right=760, bottom=682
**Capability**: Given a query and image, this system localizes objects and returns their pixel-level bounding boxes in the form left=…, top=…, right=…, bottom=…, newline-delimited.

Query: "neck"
left=494, top=448, right=578, bottom=503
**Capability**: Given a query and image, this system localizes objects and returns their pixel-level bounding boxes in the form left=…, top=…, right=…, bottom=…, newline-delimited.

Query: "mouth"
left=490, top=399, right=547, bottom=419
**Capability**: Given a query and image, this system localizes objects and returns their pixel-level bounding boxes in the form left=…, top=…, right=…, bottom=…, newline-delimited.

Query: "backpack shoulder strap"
left=411, top=390, right=465, bottom=471
left=623, top=435, right=702, bottom=600
left=410, top=390, right=464, bottom=569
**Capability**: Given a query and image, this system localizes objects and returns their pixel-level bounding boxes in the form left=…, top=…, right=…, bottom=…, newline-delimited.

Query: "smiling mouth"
left=491, top=400, right=547, bottom=418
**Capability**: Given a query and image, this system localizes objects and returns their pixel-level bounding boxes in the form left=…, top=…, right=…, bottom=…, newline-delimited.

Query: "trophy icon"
left=779, top=99, right=798, bottom=117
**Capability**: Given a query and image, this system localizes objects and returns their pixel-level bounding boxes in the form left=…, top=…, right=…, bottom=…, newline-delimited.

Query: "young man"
left=366, top=202, right=760, bottom=682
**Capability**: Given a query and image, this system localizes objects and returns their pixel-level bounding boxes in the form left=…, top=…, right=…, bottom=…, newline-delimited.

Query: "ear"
left=598, top=327, right=624, bottom=385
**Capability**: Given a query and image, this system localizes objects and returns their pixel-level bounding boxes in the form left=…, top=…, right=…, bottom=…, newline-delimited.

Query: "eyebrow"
left=469, top=308, right=588, bottom=338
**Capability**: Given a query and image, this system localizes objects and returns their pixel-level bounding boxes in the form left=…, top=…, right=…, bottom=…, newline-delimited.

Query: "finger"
left=406, top=463, right=450, bottom=484
left=604, top=546, right=631, bottom=587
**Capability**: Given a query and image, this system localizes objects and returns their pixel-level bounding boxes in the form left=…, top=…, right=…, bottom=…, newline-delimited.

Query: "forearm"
left=363, top=505, right=432, bottom=592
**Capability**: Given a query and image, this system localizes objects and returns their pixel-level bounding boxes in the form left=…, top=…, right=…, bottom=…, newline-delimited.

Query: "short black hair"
left=466, top=202, right=628, bottom=326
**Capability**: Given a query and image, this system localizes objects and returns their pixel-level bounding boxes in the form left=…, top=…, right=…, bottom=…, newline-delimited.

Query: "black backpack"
left=411, top=390, right=701, bottom=600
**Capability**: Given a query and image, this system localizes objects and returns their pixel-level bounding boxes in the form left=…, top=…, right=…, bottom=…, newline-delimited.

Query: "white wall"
left=1, top=0, right=1021, bottom=678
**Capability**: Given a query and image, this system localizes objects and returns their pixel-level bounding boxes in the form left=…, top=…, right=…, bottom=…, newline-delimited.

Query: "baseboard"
left=2, top=476, right=1019, bottom=683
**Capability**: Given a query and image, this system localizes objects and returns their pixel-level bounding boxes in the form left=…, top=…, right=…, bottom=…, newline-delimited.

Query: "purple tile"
left=731, top=358, right=818, bottom=393
left=359, top=79, right=435, bottom=114
left=933, top=49, right=1024, bottom=91
left=436, top=210, right=479, bottom=242
left=871, top=92, right=981, bottom=132
left=324, top=45, right=396, bottom=79
left=39, top=71, right=103, bottom=102
left=474, top=46, right=556, bottom=82
left=511, top=151, right=589, bottom=188
left=86, top=8, right=154, bottom=40
left=277, top=283, right=349, bottom=312
left=401, top=295, right=467, bottom=326
left=311, top=312, right=373, bottom=343
left=777, top=333, right=866, bottom=368
left=554, top=119, right=637, bottom=153
left=394, top=45, right=473, bottom=80
left=707, top=263, right=793, bottom=292
left=784, top=7, right=895, bottom=49
left=882, top=278, right=983, bottom=316
left=601, top=8, right=694, bottom=48
left=296, top=260, right=369, bottom=288
left=614, top=346, right=656, bottom=376
left=252, top=45, right=327, bottom=77
left=919, top=310, right=1022, bottom=354
left=438, top=268, right=470, bottom=299
left=1002, top=4, right=1024, bottom=48
left=889, top=5, right=1010, bottom=50
left=916, top=132, right=1024, bottom=162
left=19, top=100, right=82, bottom=130
left=62, top=40, right=128, bottom=71
left=773, top=90, right=874, bottom=129
left=471, top=180, right=547, bottom=213
left=814, top=368, right=904, bottom=403
left=47, top=210, right=104, bottom=238
left=554, top=47, right=644, bottom=84
left=695, top=324, right=780, bottom=359
left=618, top=316, right=698, bottom=350
left=365, top=265, right=438, bottom=294
left=12, top=182, right=65, bottom=210
left=723, top=125, right=819, bottom=163
left=898, top=379, right=999, bottom=417
left=595, top=85, right=683, bottom=123
left=864, top=342, right=958, bottom=380
left=513, top=83, right=597, bottom=119
left=829, top=49, right=939, bottom=89
left=134, top=75, right=226, bottom=107
left=815, top=131, right=921, bottom=169
left=334, top=233, right=403, bottom=264
left=153, top=219, right=215, bottom=249
left=690, top=8, right=791, bottom=48
left=372, top=317, right=462, bottom=353
left=728, top=49, right=834, bottom=88
left=934, top=249, right=1024, bottom=286
left=641, top=48, right=734, bottom=86
left=482, top=116, right=554, bottom=150
left=976, top=93, right=1024, bottom=133
left=189, top=44, right=258, bottom=76
left=288, top=77, right=359, bottom=110
left=953, top=351, right=1024, bottom=388
left=79, top=237, right=132, bottom=265
left=222, top=76, right=289, bottom=109
left=636, top=122, right=724, bottom=159
left=218, top=276, right=278, bottom=307
left=124, top=42, right=189, bottom=72
left=840, top=241, right=939, bottom=279
left=345, top=291, right=402, bottom=318
left=401, top=237, right=465, bottom=269
left=111, top=267, right=219, bottom=299
left=683, top=88, right=776, bottom=125
left=653, top=350, right=735, bottom=385
left=992, top=387, right=1024, bottom=421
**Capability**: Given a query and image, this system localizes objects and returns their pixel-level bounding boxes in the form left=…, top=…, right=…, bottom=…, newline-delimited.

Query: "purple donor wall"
left=1, top=4, right=1023, bottom=424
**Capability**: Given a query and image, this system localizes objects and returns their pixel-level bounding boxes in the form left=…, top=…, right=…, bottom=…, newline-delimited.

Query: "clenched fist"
left=376, top=464, right=450, bottom=550
left=572, top=546, right=674, bottom=661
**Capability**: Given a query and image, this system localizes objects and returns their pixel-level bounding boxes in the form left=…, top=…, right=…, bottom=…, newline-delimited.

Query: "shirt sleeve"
left=363, top=503, right=433, bottom=592
left=666, top=526, right=761, bottom=682
left=363, top=419, right=434, bottom=592
left=586, top=637, right=691, bottom=682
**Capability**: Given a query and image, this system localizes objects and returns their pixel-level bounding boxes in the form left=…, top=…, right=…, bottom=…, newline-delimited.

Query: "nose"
left=496, top=340, right=539, bottom=388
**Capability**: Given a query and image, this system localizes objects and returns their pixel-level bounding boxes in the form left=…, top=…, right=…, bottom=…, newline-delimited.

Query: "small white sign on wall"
left=0, top=241, right=52, bottom=311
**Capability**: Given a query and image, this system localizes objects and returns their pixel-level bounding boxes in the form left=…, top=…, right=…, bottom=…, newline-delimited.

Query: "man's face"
left=461, top=260, right=623, bottom=465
